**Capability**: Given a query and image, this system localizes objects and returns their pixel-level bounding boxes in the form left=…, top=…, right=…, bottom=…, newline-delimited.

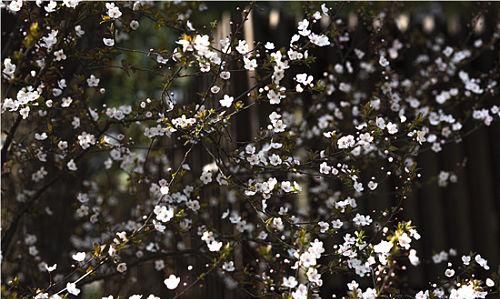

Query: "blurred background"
left=2, top=2, right=499, bottom=298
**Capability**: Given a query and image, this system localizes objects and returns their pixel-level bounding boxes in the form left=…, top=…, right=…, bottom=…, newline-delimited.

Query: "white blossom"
left=219, top=95, right=234, bottom=108
left=106, top=2, right=122, bottom=19
left=66, top=282, right=80, bottom=296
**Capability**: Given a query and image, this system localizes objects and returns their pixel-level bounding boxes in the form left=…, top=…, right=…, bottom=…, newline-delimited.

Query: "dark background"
left=1, top=2, right=499, bottom=298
